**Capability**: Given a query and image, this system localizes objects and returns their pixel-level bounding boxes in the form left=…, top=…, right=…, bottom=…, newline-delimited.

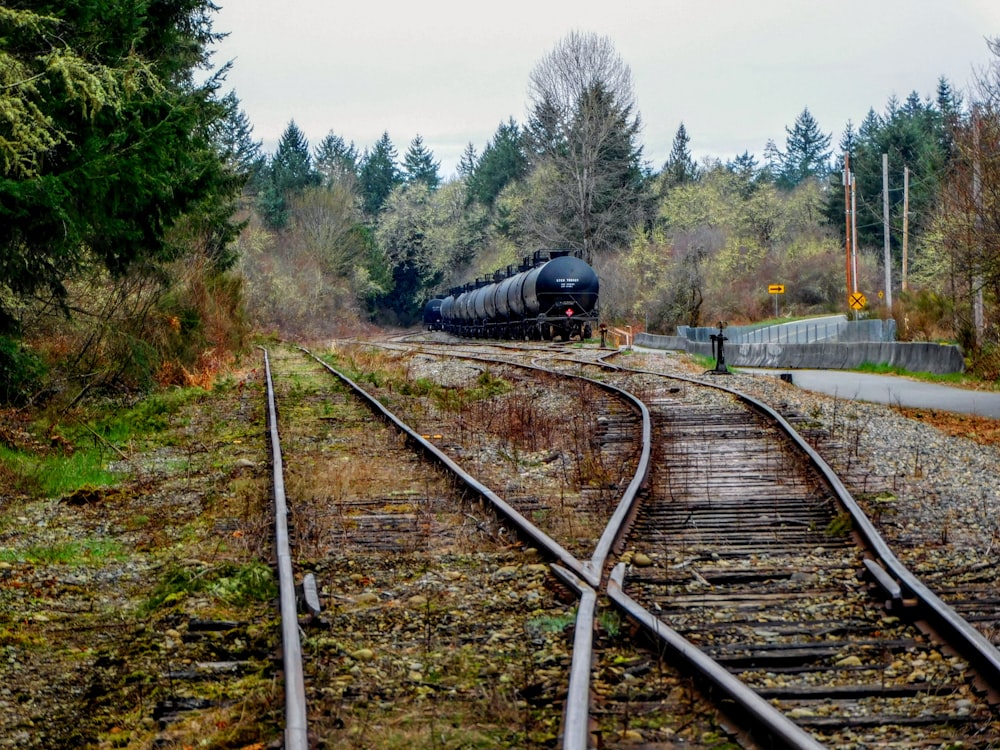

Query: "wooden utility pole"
left=843, top=155, right=853, bottom=298
left=902, top=166, right=909, bottom=292
left=882, top=153, right=892, bottom=310
left=851, top=171, right=858, bottom=293
left=973, top=111, right=985, bottom=340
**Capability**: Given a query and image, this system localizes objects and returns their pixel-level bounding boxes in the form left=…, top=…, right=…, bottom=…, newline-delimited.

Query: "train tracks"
left=261, top=338, right=1000, bottom=748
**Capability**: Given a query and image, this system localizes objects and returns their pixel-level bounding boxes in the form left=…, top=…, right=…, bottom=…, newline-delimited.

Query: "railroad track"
left=262, top=339, right=1000, bottom=748
left=261, top=345, right=589, bottom=747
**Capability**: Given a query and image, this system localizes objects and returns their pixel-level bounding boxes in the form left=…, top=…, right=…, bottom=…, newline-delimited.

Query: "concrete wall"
left=678, top=316, right=897, bottom=344
left=634, top=333, right=965, bottom=375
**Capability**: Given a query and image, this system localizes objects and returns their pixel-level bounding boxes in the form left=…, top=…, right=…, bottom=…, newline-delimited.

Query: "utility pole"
left=973, top=111, right=985, bottom=341
left=843, top=155, right=853, bottom=299
left=851, top=170, right=858, bottom=293
left=882, top=153, right=892, bottom=310
left=902, top=166, right=909, bottom=292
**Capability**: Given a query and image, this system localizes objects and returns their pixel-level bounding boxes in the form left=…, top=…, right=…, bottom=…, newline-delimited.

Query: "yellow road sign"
left=849, top=291, right=867, bottom=310
left=768, top=284, right=785, bottom=294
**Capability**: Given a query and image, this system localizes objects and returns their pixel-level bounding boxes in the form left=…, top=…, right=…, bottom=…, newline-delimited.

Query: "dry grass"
left=893, top=406, right=1000, bottom=447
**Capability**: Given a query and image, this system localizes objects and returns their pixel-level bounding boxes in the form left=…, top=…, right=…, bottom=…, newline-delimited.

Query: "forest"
left=3, top=1, right=1000, bottom=406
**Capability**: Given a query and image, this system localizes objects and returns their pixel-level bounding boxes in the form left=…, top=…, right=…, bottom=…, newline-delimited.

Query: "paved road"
left=745, top=368, right=1000, bottom=419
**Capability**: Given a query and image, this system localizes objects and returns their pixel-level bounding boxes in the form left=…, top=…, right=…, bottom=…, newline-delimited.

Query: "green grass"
left=853, top=361, right=979, bottom=386
left=527, top=611, right=576, bottom=633
left=0, top=386, right=213, bottom=500
left=80, top=387, right=208, bottom=444
left=0, top=538, right=125, bottom=566
left=140, top=561, right=277, bottom=615
left=688, top=353, right=737, bottom=372
left=0, top=444, right=117, bottom=497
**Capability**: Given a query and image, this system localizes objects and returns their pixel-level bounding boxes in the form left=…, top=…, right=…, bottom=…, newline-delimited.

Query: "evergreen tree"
left=272, top=121, right=316, bottom=192
left=935, top=76, right=963, bottom=158
left=467, top=119, right=529, bottom=207
left=526, top=92, right=568, bottom=162
left=761, top=139, right=783, bottom=183
left=526, top=32, right=646, bottom=262
left=826, top=91, right=956, bottom=267
left=358, top=132, right=402, bottom=216
left=727, top=151, right=760, bottom=197
left=0, top=0, right=243, bottom=330
left=839, top=120, right=858, bottom=160
left=402, top=134, right=441, bottom=190
left=858, top=108, right=882, bottom=142
left=215, top=91, right=263, bottom=187
left=778, top=108, right=832, bottom=188
left=258, top=120, right=318, bottom=228
left=662, top=122, right=697, bottom=189
left=314, top=132, right=358, bottom=187
left=457, top=143, right=478, bottom=179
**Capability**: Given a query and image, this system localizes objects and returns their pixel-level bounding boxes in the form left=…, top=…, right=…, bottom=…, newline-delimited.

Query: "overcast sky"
left=210, top=0, right=1000, bottom=179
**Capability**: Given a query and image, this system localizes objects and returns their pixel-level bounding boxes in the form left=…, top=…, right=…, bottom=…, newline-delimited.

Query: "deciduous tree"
left=929, top=40, right=1000, bottom=353
left=525, top=31, right=645, bottom=262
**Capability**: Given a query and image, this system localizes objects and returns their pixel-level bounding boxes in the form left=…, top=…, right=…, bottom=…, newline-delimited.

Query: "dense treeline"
left=240, top=33, right=998, bottom=365
left=2, top=6, right=1000, bottom=403
left=1, top=1, right=250, bottom=401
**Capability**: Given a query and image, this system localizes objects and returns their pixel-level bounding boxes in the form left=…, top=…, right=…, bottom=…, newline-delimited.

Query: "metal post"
left=709, top=321, right=729, bottom=374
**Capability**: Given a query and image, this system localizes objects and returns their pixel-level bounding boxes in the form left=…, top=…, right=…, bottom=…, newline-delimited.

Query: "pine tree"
left=839, top=120, right=858, bottom=158
left=457, top=143, right=478, bottom=179
left=662, top=122, right=697, bottom=189
left=935, top=76, right=963, bottom=158
left=467, top=118, right=528, bottom=207
left=358, top=132, right=402, bottom=216
left=314, top=132, right=358, bottom=187
left=0, top=0, right=243, bottom=330
left=258, top=120, right=318, bottom=228
left=779, top=108, right=832, bottom=188
left=272, top=121, right=316, bottom=192
left=215, top=92, right=262, bottom=185
left=402, top=135, right=441, bottom=190
left=727, top=151, right=759, bottom=196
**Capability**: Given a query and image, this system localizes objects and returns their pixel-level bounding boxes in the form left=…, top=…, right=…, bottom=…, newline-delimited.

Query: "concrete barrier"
left=634, top=333, right=965, bottom=375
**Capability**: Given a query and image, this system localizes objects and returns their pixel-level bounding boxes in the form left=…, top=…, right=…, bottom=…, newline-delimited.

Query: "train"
left=424, top=249, right=599, bottom=341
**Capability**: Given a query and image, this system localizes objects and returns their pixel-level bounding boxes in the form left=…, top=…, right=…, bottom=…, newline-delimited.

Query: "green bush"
left=0, top=336, right=47, bottom=406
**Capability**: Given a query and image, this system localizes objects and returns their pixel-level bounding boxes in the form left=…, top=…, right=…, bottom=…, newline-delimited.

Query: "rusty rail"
left=260, top=348, right=309, bottom=750
left=600, top=351, right=1000, bottom=701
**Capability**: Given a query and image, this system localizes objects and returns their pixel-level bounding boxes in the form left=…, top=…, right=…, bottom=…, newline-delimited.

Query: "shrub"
left=0, top=337, right=47, bottom=406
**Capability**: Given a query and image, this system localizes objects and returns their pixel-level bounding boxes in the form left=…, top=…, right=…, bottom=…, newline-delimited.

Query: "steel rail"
left=599, top=352, right=1000, bottom=700
left=299, top=347, right=591, bottom=584
left=550, top=565, right=597, bottom=750
left=606, top=563, right=827, bottom=750
left=449, top=345, right=652, bottom=585
left=371, top=341, right=821, bottom=745
left=260, top=348, right=309, bottom=750
left=322, top=342, right=652, bottom=748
